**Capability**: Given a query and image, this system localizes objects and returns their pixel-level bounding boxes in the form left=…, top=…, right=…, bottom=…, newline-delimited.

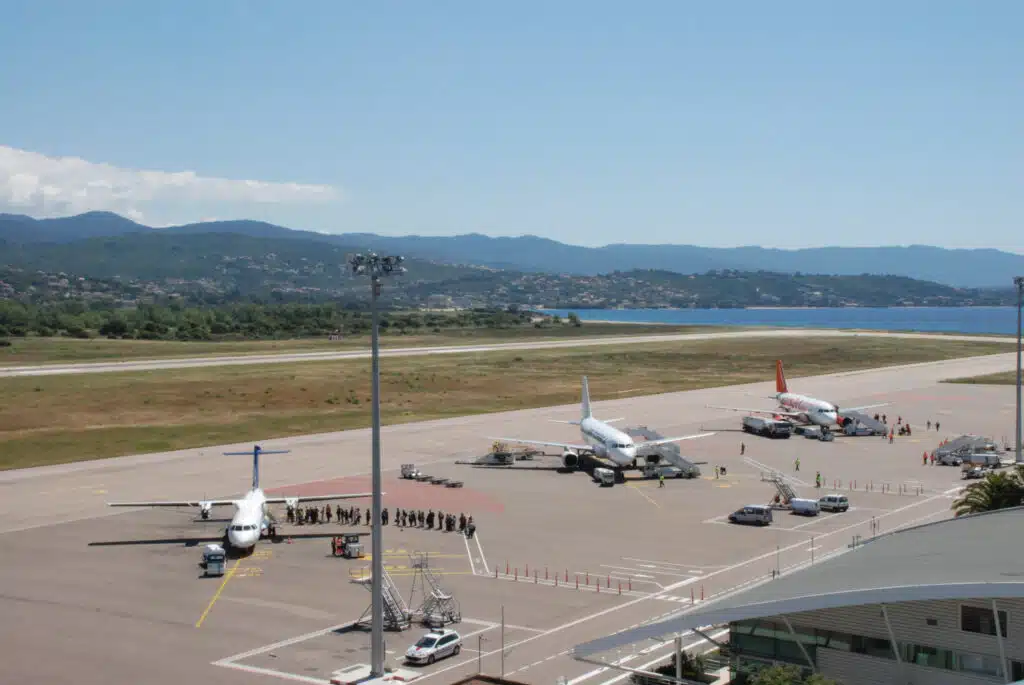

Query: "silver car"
left=405, top=629, right=462, bottom=665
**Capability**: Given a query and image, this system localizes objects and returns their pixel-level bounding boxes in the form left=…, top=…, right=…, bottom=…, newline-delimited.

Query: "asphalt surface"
left=0, top=350, right=1019, bottom=685
left=0, top=329, right=1016, bottom=377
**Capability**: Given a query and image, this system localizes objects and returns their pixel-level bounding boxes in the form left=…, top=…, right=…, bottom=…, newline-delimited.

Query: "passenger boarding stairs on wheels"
left=764, top=472, right=798, bottom=508
left=351, top=566, right=412, bottom=631
left=626, top=426, right=702, bottom=476
left=841, top=411, right=887, bottom=435
left=409, top=552, right=461, bottom=628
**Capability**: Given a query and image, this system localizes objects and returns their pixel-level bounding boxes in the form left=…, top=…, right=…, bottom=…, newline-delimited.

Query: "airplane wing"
left=549, top=418, right=623, bottom=425
left=489, top=437, right=591, bottom=452
left=705, top=405, right=803, bottom=418
left=636, top=432, right=716, bottom=448
left=264, top=492, right=374, bottom=504
left=840, top=402, right=890, bottom=413
left=108, top=500, right=235, bottom=508
left=89, top=534, right=226, bottom=547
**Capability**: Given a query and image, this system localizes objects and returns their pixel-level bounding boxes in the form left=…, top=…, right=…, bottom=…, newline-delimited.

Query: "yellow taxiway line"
left=627, top=484, right=662, bottom=509
left=196, top=559, right=241, bottom=628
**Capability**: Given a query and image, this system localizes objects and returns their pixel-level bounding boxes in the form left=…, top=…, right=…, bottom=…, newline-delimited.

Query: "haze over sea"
left=540, top=307, right=1019, bottom=336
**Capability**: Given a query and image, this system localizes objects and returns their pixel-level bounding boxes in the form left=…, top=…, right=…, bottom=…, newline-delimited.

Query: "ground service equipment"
left=742, top=416, right=793, bottom=439
left=333, top=534, right=364, bottom=558
left=201, top=544, right=226, bottom=577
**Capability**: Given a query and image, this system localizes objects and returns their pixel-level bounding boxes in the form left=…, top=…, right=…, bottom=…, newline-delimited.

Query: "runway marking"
left=471, top=533, right=490, bottom=575
left=213, top=662, right=328, bottom=684
left=463, top=533, right=477, bottom=576
left=196, top=558, right=241, bottom=628
left=627, top=484, right=661, bottom=509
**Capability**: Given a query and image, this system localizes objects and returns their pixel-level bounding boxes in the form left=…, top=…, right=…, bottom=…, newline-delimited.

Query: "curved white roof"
left=574, top=507, right=1024, bottom=658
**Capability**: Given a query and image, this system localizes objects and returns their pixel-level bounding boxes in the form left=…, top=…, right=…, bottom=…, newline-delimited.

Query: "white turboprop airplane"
left=491, top=376, right=714, bottom=470
left=101, top=445, right=373, bottom=552
left=708, top=360, right=889, bottom=429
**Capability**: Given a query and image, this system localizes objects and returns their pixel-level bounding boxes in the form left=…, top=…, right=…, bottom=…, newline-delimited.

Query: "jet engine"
left=199, top=501, right=213, bottom=520
left=561, top=450, right=580, bottom=469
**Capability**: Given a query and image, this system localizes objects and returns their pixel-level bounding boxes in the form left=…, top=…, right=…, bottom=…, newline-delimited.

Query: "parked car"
left=937, top=453, right=963, bottom=466
left=405, top=629, right=462, bottom=665
left=818, top=494, right=850, bottom=512
left=728, top=505, right=773, bottom=526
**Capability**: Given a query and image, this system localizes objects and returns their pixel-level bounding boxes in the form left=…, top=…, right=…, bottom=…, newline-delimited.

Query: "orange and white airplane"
left=708, top=360, right=889, bottom=429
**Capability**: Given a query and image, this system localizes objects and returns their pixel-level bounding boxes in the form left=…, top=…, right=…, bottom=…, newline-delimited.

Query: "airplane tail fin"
left=252, top=445, right=262, bottom=490
left=581, top=376, right=593, bottom=420
left=776, top=360, right=788, bottom=394
left=222, top=445, right=291, bottom=491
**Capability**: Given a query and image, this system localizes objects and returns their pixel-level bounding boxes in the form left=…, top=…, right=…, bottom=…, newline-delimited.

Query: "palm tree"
left=952, top=466, right=1024, bottom=517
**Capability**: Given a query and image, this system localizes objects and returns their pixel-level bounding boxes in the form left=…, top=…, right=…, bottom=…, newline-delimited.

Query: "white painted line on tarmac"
left=599, top=566, right=655, bottom=578
left=463, top=532, right=477, bottom=576
left=474, top=533, right=490, bottom=575
left=214, top=620, right=358, bottom=665
left=214, top=661, right=329, bottom=684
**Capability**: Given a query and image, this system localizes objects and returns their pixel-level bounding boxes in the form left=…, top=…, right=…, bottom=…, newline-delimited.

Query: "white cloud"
left=0, top=145, right=340, bottom=224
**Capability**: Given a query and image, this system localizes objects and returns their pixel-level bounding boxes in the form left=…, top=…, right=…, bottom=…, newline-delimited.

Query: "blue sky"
left=1, top=1, right=1021, bottom=251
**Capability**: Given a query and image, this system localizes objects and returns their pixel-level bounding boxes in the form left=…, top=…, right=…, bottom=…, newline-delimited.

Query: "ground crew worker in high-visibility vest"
left=794, top=457, right=800, bottom=472
left=659, top=473, right=665, bottom=488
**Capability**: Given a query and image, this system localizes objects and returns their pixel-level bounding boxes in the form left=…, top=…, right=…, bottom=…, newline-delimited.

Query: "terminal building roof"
left=574, top=506, right=1024, bottom=658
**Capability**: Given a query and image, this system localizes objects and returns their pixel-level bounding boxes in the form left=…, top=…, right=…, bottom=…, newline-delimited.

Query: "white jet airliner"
left=102, top=445, right=373, bottom=552
left=491, top=376, right=714, bottom=470
left=708, top=360, right=889, bottom=429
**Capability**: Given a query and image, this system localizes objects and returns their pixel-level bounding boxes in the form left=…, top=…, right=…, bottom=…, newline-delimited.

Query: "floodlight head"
left=1014, top=276, right=1024, bottom=288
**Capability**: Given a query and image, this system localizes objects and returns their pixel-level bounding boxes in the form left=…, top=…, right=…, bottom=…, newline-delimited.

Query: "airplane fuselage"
left=580, top=416, right=637, bottom=466
left=225, top=489, right=272, bottom=550
left=777, top=392, right=839, bottom=427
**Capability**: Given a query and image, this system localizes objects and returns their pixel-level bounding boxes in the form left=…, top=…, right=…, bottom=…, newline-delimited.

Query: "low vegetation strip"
left=944, top=371, right=1019, bottom=385
left=0, top=322, right=726, bottom=365
left=0, top=336, right=1010, bottom=470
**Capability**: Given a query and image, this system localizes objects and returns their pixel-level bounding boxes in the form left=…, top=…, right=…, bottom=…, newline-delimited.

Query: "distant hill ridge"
left=1, top=211, right=1021, bottom=288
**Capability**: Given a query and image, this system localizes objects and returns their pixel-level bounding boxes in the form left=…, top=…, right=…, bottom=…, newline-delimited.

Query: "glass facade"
left=961, top=605, right=1008, bottom=638
left=730, top=618, right=1012, bottom=680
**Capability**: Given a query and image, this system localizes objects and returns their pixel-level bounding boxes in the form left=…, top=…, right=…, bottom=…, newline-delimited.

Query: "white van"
left=790, top=498, right=820, bottom=516
left=593, top=467, right=615, bottom=487
left=818, top=494, right=849, bottom=512
left=728, top=505, right=773, bottom=526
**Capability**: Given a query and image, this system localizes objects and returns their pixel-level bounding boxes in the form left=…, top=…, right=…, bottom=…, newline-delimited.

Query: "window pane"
left=961, top=605, right=1008, bottom=637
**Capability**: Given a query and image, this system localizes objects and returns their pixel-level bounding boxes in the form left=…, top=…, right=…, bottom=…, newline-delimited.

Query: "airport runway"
left=0, top=328, right=1016, bottom=377
left=0, top=350, right=1019, bottom=685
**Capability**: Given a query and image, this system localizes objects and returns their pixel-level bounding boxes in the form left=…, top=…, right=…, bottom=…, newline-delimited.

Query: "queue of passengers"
left=285, top=505, right=475, bottom=536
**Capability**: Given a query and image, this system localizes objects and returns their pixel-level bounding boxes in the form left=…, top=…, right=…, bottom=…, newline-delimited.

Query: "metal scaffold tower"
left=408, top=552, right=461, bottom=628
left=350, top=566, right=412, bottom=631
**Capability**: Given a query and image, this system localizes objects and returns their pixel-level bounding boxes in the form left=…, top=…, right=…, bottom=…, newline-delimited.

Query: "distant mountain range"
left=2, top=211, right=1022, bottom=288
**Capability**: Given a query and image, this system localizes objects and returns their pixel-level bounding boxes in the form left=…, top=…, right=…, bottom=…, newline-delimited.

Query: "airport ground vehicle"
left=728, top=505, right=773, bottom=526
left=786, top=497, right=819, bottom=511
left=331, top=534, right=364, bottom=558
left=401, top=464, right=422, bottom=479
left=790, top=498, right=820, bottom=516
left=593, top=467, right=616, bottom=486
left=818, top=494, right=850, bottom=512
left=201, top=544, right=226, bottom=576
left=405, top=629, right=462, bottom=665
left=961, top=453, right=1002, bottom=468
left=937, top=453, right=963, bottom=466
left=742, top=416, right=793, bottom=439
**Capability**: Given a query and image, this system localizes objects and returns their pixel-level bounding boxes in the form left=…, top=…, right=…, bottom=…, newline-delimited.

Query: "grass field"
left=0, top=335, right=1011, bottom=470
left=944, top=370, right=1019, bottom=385
left=0, top=323, right=729, bottom=365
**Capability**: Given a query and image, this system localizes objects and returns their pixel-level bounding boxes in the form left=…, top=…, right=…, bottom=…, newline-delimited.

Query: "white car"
left=405, top=629, right=462, bottom=665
